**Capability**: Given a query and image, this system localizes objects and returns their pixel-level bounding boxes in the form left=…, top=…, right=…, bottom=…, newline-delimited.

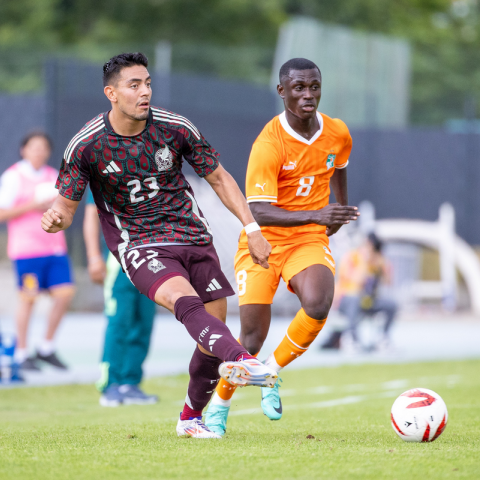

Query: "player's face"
left=21, top=136, right=51, bottom=170
left=278, top=69, right=322, bottom=120
left=108, top=65, right=152, bottom=121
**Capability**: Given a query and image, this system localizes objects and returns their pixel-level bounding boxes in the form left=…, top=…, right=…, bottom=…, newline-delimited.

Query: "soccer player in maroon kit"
left=41, top=52, right=278, bottom=438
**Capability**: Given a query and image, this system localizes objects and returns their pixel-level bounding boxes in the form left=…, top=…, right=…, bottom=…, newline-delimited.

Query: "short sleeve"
left=245, top=141, right=281, bottom=204
left=335, top=124, right=352, bottom=170
left=181, top=123, right=220, bottom=178
left=0, top=168, right=20, bottom=209
left=55, top=144, right=91, bottom=201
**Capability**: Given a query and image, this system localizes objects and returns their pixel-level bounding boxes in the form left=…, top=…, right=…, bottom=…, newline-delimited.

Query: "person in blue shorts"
left=83, top=189, right=158, bottom=407
left=0, top=132, right=74, bottom=371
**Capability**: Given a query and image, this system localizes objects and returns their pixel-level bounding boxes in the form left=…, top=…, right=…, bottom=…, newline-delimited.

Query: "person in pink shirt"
left=0, top=132, right=75, bottom=371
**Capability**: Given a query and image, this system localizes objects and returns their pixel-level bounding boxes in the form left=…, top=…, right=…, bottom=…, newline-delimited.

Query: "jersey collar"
left=104, top=109, right=153, bottom=136
left=279, top=111, right=324, bottom=145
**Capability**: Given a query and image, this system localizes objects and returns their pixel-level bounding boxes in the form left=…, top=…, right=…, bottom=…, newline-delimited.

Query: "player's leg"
left=98, top=264, right=136, bottom=407
left=36, top=255, right=75, bottom=369
left=13, top=259, right=41, bottom=370
left=177, top=297, right=227, bottom=438
left=120, top=288, right=158, bottom=405
left=205, top=247, right=278, bottom=435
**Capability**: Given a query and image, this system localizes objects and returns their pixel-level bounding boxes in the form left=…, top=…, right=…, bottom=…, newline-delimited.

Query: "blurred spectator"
left=0, top=132, right=74, bottom=371
left=322, top=233, right=397, bottom=352
left=83, top=190, right=158, bottom=407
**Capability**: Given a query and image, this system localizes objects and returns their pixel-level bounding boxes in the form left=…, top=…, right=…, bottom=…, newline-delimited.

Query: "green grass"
left=0, top=360, right=479, bottom=479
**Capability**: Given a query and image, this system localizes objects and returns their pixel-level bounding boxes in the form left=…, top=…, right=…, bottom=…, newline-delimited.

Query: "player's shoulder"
left=150, top=106, right=201, bottom=141
left=64, top=113, right=107, bottom=162
left=320, top=113, right=351, bottom=140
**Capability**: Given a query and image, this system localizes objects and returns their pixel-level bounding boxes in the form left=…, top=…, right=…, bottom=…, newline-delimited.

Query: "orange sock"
left=270, top=309, right=326, bottom=370
left=213, top=341, right=258, bottom=404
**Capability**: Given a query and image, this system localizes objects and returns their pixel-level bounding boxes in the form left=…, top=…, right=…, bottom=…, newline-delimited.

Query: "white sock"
left=264, top=353, right=282, bottom=373
left=14, top=348, right=28, bottom=363
left=38, top=339, right=55, bottom=356
left=210, top=391, right=231, bottom=408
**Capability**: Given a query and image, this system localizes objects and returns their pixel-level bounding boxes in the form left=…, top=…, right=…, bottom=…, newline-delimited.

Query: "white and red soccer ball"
left=391, top=388, right=448, bottom=442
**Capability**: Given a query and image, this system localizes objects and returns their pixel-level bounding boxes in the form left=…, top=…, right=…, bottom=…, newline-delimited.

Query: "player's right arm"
left=41, top=195, right=80, bottom=233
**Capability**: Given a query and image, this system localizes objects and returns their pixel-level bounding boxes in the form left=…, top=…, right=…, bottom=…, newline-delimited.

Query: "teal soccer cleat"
left=261, top=378, right=283, bottom=420
left=204, top=403, right=230, bottom=437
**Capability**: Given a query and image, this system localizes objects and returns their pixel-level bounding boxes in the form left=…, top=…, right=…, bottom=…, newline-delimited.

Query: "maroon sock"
left=235, top=353, right=256, bottom=362
left=180, top=403, right=203, bottom=420
left=181, top=346, right=223, bottom=418
left=174, top=296, right=247, bottom=361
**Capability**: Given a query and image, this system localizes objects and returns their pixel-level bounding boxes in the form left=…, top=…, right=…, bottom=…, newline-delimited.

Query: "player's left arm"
left=41, top=195, right=80, bottom=233
left=204, top=165, right=271, bottom=269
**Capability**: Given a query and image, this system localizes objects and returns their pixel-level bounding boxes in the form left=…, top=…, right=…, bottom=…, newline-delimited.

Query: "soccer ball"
left=390, top=388, right=448, bottom=442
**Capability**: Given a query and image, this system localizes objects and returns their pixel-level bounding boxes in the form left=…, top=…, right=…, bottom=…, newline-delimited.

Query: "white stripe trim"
left=212, top=278, right=222, bottom=289
left=151, top=108, right=201, bottom=137
left=247, top=195, right=277, bottom=200
left=286, top=331, right=309, bottom=350
left=65, top=122, right=105, bottom=163
left=64, top=118, right=104, bottom=161
left=247, top=198, right=277, bottom=203
left=279, top=111, right=323, bottom=146
left=152, top=112, right=201, bottom=139
left=335, top=160, right=349, bottom=169
left=63, top=117, right=103, bottom=160
left=185, top=190, right=212, bottom=234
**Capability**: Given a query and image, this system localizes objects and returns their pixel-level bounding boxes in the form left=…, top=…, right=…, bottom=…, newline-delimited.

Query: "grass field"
left=0, top=359, right=479, bottom=479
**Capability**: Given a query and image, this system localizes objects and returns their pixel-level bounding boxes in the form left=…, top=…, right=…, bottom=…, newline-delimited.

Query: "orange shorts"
left=234, top=237, right=336, bottom=306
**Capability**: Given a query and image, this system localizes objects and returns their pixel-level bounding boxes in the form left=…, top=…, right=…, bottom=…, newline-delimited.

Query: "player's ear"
left=277, top=83, right=285, bottom=99
left=104, top=85, right=117, bottom=103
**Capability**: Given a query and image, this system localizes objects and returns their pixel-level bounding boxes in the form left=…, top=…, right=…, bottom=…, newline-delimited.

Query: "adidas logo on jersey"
left=206, top=278, right=222, bottom=292
left=102, top=162, right=121, bottom=174
left=209, top=334, right=222, bottom=352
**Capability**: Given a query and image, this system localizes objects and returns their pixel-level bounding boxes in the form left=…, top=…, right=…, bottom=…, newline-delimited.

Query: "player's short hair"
left=279, top=58, right=321, bottom=83
left=20, top=130, right=53, bottom=151
left=367, top=232, right=383, bottom=252
left=102, top=52, right=149, bottom=87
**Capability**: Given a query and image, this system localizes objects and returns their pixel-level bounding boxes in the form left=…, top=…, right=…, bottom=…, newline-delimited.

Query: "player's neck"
left=284, top=109, right=319, bottom=141
left=108, top=109, right=147, bottom=137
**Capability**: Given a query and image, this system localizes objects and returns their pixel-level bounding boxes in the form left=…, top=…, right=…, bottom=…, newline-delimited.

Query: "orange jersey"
left=239, top=111, right=352, bottom=246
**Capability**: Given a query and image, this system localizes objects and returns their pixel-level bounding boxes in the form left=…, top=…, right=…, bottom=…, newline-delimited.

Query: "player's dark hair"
left=102, top=52, right=149, bottom=87
left=279, top=58, right=321, bottom=83
left=20, top=130, right=53, bottom=151
left=368, top=232, right=383, bottom=252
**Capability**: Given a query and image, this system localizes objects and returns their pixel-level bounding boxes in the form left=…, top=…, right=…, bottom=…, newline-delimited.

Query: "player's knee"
left=303, top=300, right=331, bottom=321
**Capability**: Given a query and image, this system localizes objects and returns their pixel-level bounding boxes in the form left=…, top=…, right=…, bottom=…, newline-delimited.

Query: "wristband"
left=244, top=222, right=261, bottom=235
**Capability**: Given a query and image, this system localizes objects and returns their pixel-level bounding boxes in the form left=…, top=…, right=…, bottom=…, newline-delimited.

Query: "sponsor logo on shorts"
left=324, top=256, right=335, bottom=268
left=148, top=258, right=166, bottom=273
left=209, top=334, right=223, bottom=352
left=206, top=278, right=222, bottom=292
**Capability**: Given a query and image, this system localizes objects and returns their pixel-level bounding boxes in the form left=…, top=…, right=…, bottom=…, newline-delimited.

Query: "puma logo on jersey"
left=255, top=183, right=266, bottom=191
left=102, top=161, right=121, bottom=174
left=283, top=161, right=297, bottom=171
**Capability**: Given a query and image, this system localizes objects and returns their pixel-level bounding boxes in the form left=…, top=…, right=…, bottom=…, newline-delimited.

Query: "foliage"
left=1, top=0, right=480, bottom=123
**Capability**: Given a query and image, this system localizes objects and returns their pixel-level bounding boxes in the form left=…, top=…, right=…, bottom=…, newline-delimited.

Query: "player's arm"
left=250, top=201, right=358, bottom=230
left=204, top=164, right=271, bottom=269
left=41, top=195, right=80, bottom=233
left=83, top=204, right=106, bottom=284
left=325, top=167, right=350, bottom=236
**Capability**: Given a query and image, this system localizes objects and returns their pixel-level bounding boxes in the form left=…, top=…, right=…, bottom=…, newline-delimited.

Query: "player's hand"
left=247, top=230, right=271, bottom=269
left=315, top=203, right=359, bottom=228
left=41, top=208, right=65, bottom=233
left=326, top=224, right=343, bottom=236
left=88, top=257, right=107, bottom=284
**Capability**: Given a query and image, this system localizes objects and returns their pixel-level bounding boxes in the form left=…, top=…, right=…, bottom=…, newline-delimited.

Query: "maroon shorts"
left=124, top=243, right=235, bottom=303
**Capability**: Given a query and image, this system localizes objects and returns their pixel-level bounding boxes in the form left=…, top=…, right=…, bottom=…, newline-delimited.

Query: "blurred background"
left=1, top=0, right=479, bottom=385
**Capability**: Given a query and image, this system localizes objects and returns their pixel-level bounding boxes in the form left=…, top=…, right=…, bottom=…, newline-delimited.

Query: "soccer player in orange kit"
left=205, top=58, right=360, bottom=436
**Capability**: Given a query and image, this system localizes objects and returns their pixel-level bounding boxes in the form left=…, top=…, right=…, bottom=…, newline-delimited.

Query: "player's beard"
left=119, top=104, right=150, bottom=122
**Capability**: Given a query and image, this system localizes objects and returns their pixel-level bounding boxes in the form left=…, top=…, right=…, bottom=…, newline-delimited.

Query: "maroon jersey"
left=56, top=107, right=219, bottom=263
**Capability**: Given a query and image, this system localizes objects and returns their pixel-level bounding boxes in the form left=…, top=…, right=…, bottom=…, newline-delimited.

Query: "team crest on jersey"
left=148, top=258, right=166, bottom=273
left=326, top=154, right=336, bottom=170
left=155, top=146, right=174, bottom=172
